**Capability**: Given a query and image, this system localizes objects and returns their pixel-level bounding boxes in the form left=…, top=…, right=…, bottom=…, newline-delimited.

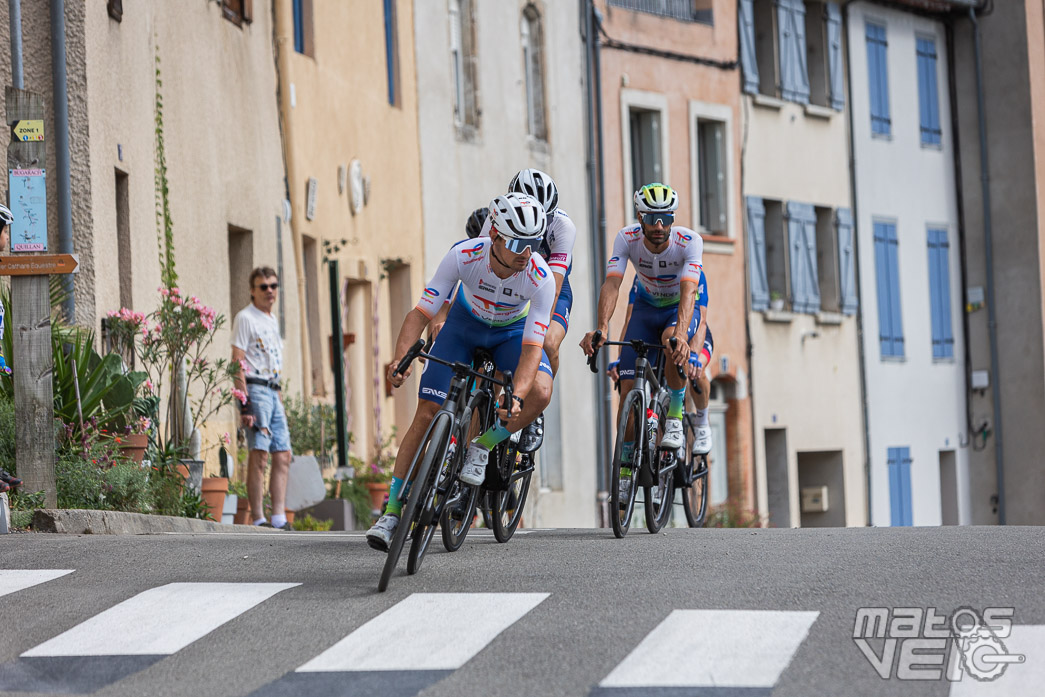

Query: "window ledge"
left=804, top=104, right=835, bottom=120
left=763, top=309, right=794, bottom=323
left=700, top=234, right=735, bottom=255
left=932, top=356, right=956, bottom=364
left=920, top=141, right=944, bottom=152
left=816, top=311, right=844, bottom=326
left=753, top=93, right=787, bottom=111
left=880, top=355, right=906, bottom=363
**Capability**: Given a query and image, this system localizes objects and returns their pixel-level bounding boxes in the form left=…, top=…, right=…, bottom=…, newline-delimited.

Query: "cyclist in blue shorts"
left=367, top=193, right=556, bottom=551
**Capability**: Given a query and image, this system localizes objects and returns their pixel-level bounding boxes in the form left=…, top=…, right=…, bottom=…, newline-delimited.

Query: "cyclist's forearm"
left=393, top=309, right=431, bottom=360
left=675, top=282, right=697, bottom=334
left=596, top=277, right=622, bottom=332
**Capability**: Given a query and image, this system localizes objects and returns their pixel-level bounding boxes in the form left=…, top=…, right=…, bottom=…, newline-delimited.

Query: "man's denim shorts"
left=246, top=383, right=292, bottom=453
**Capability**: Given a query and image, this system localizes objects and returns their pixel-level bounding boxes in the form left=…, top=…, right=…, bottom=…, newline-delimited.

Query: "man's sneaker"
left=519, top=413, right=544, bottom=453
left=692, top=424, right=712, bottom=455
left=459, top=444, right=489, bottom=486
left=366, top=514, right=400, bottom=552
left=0, top=469, right=21, bottom=489
left=660, top=418, right=684, bottom=450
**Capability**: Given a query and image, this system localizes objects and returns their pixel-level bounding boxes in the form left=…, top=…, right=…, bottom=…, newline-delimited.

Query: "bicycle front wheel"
left=609, top=390, right=644, bottom=538
left=441, top=393, right=488, bottom=552
left=378, top=413, right=451, bottom=591
left=644, top=451, right=675, bottom=533
left=490, top=450, right=533, bottom=543
left=406, top=416, right=455, bottom=575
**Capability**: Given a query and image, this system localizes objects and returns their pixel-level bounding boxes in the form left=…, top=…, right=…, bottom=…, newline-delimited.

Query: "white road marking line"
left=600, top=609, right=819, bottom=688
left=22, top=582, right=299, bottom=657
left=298, top=592, right=549, bottom=672
left=949, top=625, right=1044, bottom=697
left=0, top=570, right=74, bottom=598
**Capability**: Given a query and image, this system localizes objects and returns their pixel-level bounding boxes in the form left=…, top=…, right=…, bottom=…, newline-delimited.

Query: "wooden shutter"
left=837, top=209, right=858, bottom=314
left=779, top=0, right=810, bottom=103
left=739, top=0, right=760, bottom=94
left=747, top=197, right=769, bottom=311
left=826, top=3, right=844, bottom=110
left=787, top=202, right=818, bottom=313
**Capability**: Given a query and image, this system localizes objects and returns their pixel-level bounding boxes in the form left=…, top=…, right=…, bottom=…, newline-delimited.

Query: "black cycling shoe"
left=0, top=469, right=21, bottom=489
left=518, top=413, right=544, bottom=453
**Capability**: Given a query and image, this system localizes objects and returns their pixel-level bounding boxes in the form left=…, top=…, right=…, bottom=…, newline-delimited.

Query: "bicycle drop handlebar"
left=393, top=338, right=521, bottom=410
left=587, top=331, right=687, bottom=381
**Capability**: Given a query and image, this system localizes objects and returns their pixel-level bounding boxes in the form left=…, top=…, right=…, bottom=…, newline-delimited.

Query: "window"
left=887, top=446, right=913, bottom=526
left=804, top=2, right=845, bottom=109
left=873, top=221, right=904, bottom=358
left=696, top=119, right=727, bottom=235
left=629, top=108, right=662, bottom=193
left=107, top=0, right=122, bottom=22
left=227, top=225, right=254, bottom=321
left=292, top=0, right=313, bottom=56
left=813, top=207, right=857, bottom=315
left=521, top=5, right=547, bottom=141
left=917, top=37, right=941, bottom=146
left=866, top=22, right=891, bottom=136
left=608, top=0, right=713, bottom=24
left=449, top=0, right=479, bottom=132
left=302, top=235, right=324, bottom=396
left=384, top=0, right=400, bottom=106
left=222, top=0, right=252, bottom=27
left=115, top=170, right=132, bottom=311
left=927, top=227, right=954, bottom=359
left=748, top=0, right=809, bottom=102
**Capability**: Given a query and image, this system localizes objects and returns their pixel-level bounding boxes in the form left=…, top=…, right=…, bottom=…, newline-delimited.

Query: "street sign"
left=0, top=253, right=78, bottom=276
left=8, top=168, right=47, bottom=251
left=11, top=119, right=43, bottom=141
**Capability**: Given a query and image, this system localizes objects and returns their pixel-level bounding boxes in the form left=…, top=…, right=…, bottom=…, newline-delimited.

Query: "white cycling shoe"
left=660, top=418, right=684, bottom=450
left=366, top=513, right=399, bottom=553
left=459, top=444, right=489, bottom=486
left=692, top=424, right=712, bottom=455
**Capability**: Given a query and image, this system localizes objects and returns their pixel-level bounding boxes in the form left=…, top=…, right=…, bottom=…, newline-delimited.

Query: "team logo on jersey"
left=478, top=279, right=496, bottom=293
left=503, top=287, right=513, bottom=296
left=533, top=320, right=549, bottom=338
left=471, top=295, right=520, bottom=312
left=529, top=257, right=547, bottom=280
left=674, top=231, right=693, bottom=243
left=688, top=262, right=702, bottom=274
left=423, top=287, right=440, bottom=299
left=639, top=271, right=677, bottom=283
left=550, top=253, right=568, bottom=263
left=461, top=243, right=484, bottom=258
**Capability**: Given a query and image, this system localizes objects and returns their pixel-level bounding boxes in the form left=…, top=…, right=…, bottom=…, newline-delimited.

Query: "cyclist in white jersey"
left=367, top=193, right=555, bottom=551
left=581, top=183, right=703, bottom=457
left=478, top=169, right=577, bottom=450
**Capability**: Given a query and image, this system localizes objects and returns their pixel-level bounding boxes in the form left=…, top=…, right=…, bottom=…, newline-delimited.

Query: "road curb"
left=31, top=509, right=272, bottom=535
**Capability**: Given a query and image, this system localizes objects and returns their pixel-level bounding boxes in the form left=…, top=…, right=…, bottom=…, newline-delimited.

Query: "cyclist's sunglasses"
left=255, top=282, right=279, bottom=291
left=501, top=235, right=541, bottom=254
left=641, top=212, right=674, bottom=227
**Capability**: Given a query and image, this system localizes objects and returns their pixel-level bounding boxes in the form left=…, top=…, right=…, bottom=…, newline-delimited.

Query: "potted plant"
left=200, top=474, right=229, bottom=522
left=229, top=479, right=251, bottom=524
left=769, top=291, right=786, bottom=312
left=116, top=416, right=152, bottom=465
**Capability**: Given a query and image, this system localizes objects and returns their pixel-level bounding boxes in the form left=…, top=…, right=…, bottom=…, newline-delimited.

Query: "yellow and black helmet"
left=633, top=183, right=679, bottom=214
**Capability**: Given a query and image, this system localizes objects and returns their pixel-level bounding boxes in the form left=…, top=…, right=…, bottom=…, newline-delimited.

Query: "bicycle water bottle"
left=646, top=408, right=659, bottom=451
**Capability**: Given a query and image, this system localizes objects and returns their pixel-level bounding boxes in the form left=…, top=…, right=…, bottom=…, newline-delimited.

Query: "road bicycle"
left=378, top=340, right=518, bottom=592
left=589, top=332, right=686, bottom=537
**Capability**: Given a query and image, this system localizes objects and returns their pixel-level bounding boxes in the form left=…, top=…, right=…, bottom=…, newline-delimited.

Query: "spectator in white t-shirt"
left=232, top=266, right=292, bottom=529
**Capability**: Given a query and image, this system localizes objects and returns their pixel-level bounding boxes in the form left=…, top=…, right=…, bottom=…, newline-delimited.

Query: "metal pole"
left=329, top=260, right=349, bottom=470
left=50, top=0, right=74, bottom=322
left=9, top=0, right=22, bottom=89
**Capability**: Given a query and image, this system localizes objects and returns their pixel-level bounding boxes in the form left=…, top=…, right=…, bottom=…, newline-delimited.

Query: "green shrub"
left=55, top=448, right=108, bottom=510
left=10, top=510, right=33, bottom=529
left=292, top=514, right=333, bottom=531
left=0, top=392, right=14, bottom=475
left=102, top=462, right=152, bottom=514
left=284, top=393, right=339, bottom=465
left=706, top=500, right=765, bottom=528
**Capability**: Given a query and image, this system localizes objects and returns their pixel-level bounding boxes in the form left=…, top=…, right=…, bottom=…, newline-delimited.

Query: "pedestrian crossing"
left=0, top=571, right=1041, bottom=696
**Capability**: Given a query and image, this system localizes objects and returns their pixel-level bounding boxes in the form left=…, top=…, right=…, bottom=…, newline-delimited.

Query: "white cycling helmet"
left=633, top=183, right=679, bottom=214
left=488, top=192, right=546, bottom=253
left=0, top=204, right=12, bottom=228
left=509, top=168, right=558, bottom=214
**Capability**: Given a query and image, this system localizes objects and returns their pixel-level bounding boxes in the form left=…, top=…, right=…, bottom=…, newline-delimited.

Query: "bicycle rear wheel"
left=490, top=449, right=533, bottom=543
left=378, top=413, right=451, bottom=591
left=682, top=452, right=708, bottom=527
left=609, top=391, right=644, bottom=538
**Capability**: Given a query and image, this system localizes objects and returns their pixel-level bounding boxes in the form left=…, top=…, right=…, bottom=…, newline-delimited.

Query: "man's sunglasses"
left=256, top=283, right=279, bottom=291
left=501, top=236, right=541, bottom=254
left=641, top=212, right=674, bottom=227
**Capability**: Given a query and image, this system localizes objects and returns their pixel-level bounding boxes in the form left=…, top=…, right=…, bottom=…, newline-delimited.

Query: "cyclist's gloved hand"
left=687, top=351, right=702, bottom=381
left=607, top=359, right=620, bottom=383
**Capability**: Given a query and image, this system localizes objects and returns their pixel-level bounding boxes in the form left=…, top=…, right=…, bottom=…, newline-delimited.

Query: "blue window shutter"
left=874, top=223, right=894, bottom=356
left=899, top=447, right=913, bottom=525
left=888, top=448, right=902, bottom=526
left=886, top=224, right=904, bottom=356
left=747, top=197, right=770, bottom=311
left=837, top=208, right=858, bottom=314
left=293, top=0, right=305, bottom=54
left=787, top=202, right=807, bottom=312
left=384, top=0, right=396, bottom=105
left=917, top=38, right=941, bottom=146
left=928, top=228, right=953, bottom=359
left=779, top=0, right=810, bottom=103
left=927, top=229, right=943, bottom=358
left=739, top=0, right=760, bottom=94
left=826, top=3, right=845, bottom=110
left=866, top=22, right=891, bottom=136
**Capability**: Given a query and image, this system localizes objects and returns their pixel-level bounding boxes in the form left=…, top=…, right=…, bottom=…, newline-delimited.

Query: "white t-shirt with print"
left=231, top=303, right=283, bottom=382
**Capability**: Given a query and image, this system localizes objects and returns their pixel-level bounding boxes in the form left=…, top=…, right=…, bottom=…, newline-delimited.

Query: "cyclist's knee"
left=530, top=373, right=553, bottom=410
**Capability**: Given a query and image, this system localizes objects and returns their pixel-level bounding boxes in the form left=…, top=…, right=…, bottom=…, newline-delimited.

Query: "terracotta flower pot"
left=234, top=497, right=251, bottom=525
left=118, top=433, right=149, bottom=464
left=200, top=477, right=229, bottom=522
left=366, top=482, right=390, bottom=512
left=285, top=510, right=296, bottom=525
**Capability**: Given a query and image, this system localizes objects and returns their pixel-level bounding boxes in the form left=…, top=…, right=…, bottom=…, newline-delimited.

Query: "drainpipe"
left=841, top=3, right=874, bottom=527
left=9, top=0, right=22, bottom=89
left=969, top=6, right=1005, bottom=524
left=582, top=0, right=610, bottom=521
left=50, top=0, right=74, bottom=322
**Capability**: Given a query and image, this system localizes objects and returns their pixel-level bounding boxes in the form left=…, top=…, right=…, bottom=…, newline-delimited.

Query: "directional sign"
left=11, top=120, right=43, bottom=142
left=0, top=253, right=78, bottom=276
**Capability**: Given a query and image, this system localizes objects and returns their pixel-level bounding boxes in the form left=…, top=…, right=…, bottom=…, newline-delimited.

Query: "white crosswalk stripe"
left=0, top=570, right=73, bottom=598
left=598, top=609, right=819, bottom=690
left=298, top=592, right=549, bottom=672
left=23, top=582, right=299, bottom=657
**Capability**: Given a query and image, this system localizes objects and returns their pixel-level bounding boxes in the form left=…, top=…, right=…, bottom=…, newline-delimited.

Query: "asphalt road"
left=0, top=525, right=1042, bottom=697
